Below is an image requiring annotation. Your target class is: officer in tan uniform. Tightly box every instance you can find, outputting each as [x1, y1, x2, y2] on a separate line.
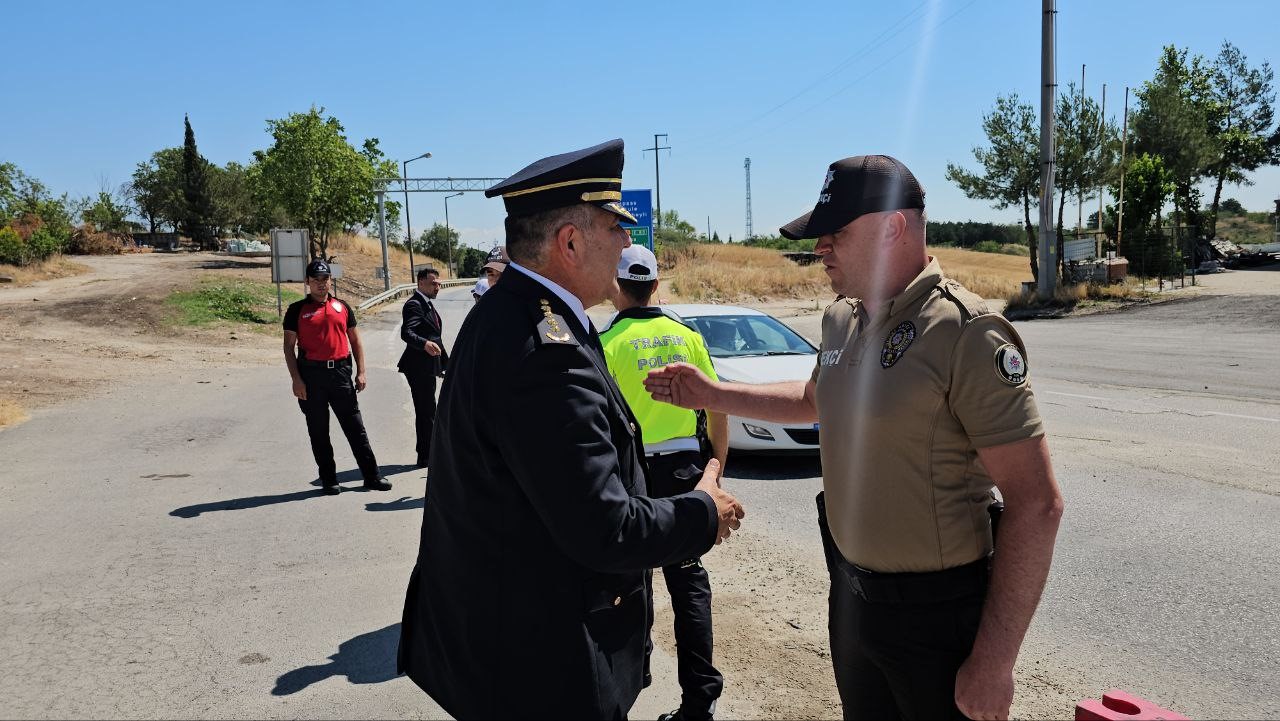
[645, 155, 1064, 721]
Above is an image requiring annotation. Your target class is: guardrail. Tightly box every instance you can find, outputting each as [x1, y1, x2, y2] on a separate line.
[356, 278, 477, 311]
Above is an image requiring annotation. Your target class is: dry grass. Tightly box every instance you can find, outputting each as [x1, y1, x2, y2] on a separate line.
[1003, 276, 1148, 313]
[658, 244, 830, 302]
[931, 246, 1033, 300]
[654, 243, 1034, 303]
[0, 398, 29, 430]
[0, 257, 91, 286]
[323, 233, 450, 302]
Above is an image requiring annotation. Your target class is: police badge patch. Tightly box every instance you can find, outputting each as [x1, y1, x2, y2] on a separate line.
[994, 343, 1028, 385]
[880, 321, 916, 368]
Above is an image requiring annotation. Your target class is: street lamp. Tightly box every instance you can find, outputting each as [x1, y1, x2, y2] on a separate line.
[403, 152, 432, 279]
[444, 192, 463, 277]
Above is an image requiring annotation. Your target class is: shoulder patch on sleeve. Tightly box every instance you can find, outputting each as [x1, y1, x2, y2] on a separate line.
[535, 298, 578, 347]
[994, 343, 1028, 385]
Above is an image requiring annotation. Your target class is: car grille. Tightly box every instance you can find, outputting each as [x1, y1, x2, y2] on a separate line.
[784, 428, 820, 445]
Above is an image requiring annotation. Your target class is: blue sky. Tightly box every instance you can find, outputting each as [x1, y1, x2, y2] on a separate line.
[3, 0, 1277, 250]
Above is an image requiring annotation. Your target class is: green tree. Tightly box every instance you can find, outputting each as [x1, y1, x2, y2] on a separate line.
[207, 161, 259, 237]
[416, 223, 459, 265]
[181, 115, 216, 249]
[457, 246, 488, 278]
[655, 209, 699, 247]
[1204, 41, 1280, 237]
[128, 148, 185, 234]
[248, 107, 386, 260]
[356, 138, 401, 240]
[1054, 82, 1117, 273]
[1115, 153, 1174, 275]
[0, 163, 75, 238]
[945, 93, 1041, 280]
[1132, 46, 1216, 241]
[83, 190, 133, 233]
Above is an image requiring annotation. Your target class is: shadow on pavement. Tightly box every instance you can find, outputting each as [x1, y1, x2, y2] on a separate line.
[725, 453, 822, 481]
[272, 623, 401, 696]
[170, 465, 419, 518]
[366, 496, 424, 512]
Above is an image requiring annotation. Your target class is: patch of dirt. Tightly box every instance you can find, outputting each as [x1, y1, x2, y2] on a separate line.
[651, 532, 840, 720]
[0, 253, 286, 429]
[652, 527, 1089, 720]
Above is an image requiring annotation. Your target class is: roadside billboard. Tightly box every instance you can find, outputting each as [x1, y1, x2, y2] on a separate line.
[621, 189, 654, 251]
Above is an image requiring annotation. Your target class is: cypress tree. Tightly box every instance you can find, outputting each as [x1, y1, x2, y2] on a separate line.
[181, 114, 215, 249]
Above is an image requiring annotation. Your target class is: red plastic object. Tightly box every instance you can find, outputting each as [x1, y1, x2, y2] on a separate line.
[1075, 689, 1190, 720]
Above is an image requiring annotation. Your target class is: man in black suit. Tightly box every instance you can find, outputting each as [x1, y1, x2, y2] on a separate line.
[397, 267, 447, 469]
[397, 139, 746, 720]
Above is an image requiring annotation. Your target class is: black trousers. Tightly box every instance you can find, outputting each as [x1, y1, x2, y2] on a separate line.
[816, 492, 986, 721]
[648, 450, 722, 717]
[297, 362, 379, 484]
[404, 370, 437, 465]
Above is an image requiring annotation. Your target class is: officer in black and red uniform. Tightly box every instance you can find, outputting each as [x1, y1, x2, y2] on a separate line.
[283, 259, 392, 495]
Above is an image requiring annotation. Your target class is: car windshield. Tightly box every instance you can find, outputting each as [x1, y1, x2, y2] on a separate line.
[682, 314, 816, 358]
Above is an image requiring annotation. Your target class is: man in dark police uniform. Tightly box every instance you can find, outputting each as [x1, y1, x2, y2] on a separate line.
[397, 139, 746, 720]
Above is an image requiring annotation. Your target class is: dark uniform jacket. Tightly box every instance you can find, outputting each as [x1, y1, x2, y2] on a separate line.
[398, 267, 718, 720]
[397, 291, 448, 378]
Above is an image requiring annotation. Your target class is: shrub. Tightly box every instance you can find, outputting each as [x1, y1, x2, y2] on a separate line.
[999, 243, 1029, 256]
[0, 226, 26, 265]
[26, 227, 66, 262]
[972, 240, 1001, 254]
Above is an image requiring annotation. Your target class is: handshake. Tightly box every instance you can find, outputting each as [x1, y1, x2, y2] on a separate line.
[692, 458, 745, 545]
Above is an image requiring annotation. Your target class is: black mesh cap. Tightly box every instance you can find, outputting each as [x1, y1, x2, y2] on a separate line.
[779, 155, 925, 240]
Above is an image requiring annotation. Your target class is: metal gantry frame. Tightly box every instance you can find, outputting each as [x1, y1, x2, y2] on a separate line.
[370, 177, 505, 290]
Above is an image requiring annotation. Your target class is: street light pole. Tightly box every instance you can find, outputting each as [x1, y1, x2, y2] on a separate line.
[444, 192, 463, 277]
[403, 152, 431, 279]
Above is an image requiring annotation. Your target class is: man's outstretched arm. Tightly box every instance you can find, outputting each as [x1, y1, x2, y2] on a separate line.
[645, 362, 818, 424]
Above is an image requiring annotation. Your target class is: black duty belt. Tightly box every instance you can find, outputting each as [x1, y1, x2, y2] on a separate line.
[298, 356, 351, 369]
[838, 556, 989, 604]
[816, 490, 989, 604]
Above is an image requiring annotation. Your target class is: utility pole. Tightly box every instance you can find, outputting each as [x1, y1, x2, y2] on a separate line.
[643, 134, 670, 228]
[1097, 83, 1106, 258]
[707, 215, 711, 243]
[1117, 86, 1129, 257]
[744, 158, 754, 241]
[1037, 0, 1058, 300]
[1078, 64, 1085, 241]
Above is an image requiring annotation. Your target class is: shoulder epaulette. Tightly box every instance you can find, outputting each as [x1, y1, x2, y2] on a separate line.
[535, 298, 578, 347]
[936, 280, 990, 324]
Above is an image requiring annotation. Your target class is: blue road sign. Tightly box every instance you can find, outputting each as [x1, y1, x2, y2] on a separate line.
[621, 189, 654, 250]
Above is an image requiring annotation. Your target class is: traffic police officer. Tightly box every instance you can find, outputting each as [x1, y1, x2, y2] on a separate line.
[600, 244, 728, 721]
[645, 155, 1065, 720]
[397, 139, 746, 720]
[282, 259, 392, 494]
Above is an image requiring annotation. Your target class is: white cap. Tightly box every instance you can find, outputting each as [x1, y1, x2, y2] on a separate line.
[617, 245, 658, 281]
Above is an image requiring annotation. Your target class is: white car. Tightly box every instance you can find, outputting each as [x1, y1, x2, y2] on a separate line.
[662, 304, 820, 453]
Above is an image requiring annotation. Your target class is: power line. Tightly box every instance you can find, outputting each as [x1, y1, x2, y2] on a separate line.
[685, 1, 932, 148]
[723, 0, 980, 150]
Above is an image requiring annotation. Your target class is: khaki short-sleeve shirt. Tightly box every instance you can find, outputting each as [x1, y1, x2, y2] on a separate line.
[812, 258, 1044, 573]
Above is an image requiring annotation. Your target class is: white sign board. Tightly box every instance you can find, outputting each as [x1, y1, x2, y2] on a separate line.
[270, 229, 310, 283]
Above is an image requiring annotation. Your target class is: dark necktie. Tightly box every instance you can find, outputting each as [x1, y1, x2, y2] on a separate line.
[587, 324, 604, 356]
[427, 301, 440, 328]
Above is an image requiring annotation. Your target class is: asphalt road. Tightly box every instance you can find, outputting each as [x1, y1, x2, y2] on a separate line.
[2, 278, 1278, 719]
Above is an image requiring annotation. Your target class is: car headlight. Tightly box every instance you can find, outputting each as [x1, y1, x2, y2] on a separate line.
[742, 423, 775, 440]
